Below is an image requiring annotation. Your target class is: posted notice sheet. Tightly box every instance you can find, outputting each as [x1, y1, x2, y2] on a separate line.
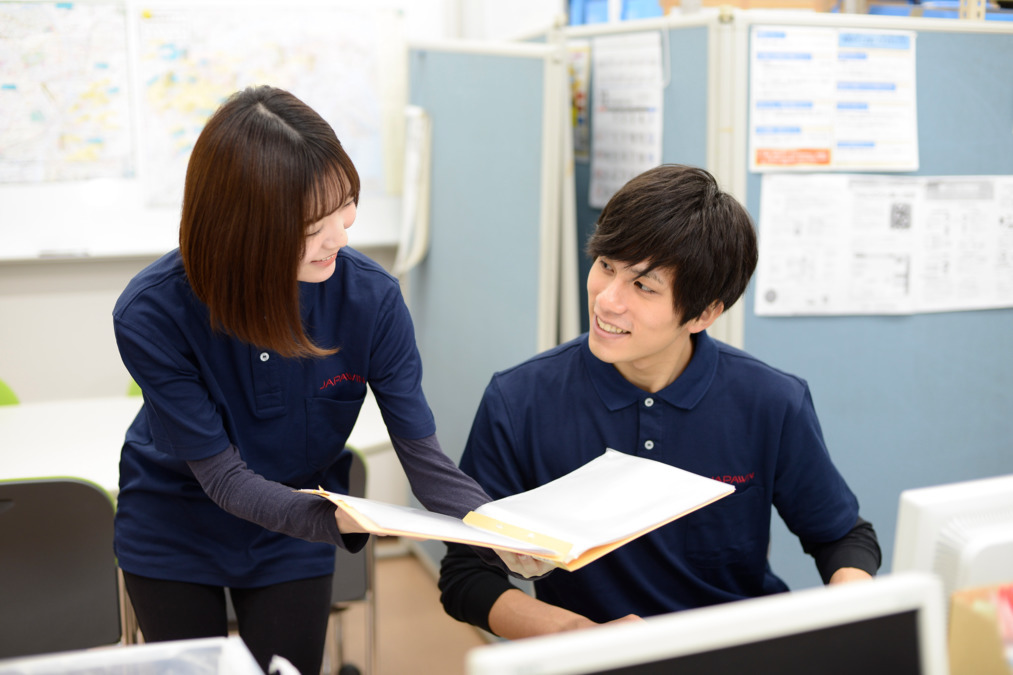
[589, 31, 664, 208]
[755, 173, 1013, 316]
[749, 25, 918, 172]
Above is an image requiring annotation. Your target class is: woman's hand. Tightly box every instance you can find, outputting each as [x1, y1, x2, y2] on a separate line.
[334, 506, 369, 535]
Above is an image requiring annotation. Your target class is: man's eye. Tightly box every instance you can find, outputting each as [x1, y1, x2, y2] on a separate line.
[635, 281, 654, 294]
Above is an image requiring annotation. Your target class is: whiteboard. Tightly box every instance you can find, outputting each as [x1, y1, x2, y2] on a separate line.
[0, 0, 405, 261]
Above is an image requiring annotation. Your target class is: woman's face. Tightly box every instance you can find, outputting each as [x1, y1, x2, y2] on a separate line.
[298, 197, 356, 283]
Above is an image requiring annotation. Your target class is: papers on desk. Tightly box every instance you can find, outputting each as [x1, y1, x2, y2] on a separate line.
[305, 448, 734, 571]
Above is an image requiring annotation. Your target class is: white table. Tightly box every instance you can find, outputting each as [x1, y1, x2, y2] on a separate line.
[0, 392, 398, 498]
[0, 396, 142, 491]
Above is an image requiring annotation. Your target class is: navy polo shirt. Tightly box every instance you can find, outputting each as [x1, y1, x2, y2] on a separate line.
[460, 332, 859, 622]
[112, 248, 434, 587]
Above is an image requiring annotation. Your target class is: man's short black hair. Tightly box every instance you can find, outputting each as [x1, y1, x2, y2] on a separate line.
[586, 164, 758, 324]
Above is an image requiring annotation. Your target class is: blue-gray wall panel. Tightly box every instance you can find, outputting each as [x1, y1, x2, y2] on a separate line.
[408, 48, 548, 565]
[744, 28, 1013, 590]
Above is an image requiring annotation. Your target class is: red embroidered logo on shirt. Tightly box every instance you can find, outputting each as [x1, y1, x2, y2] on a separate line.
[320, 373, 365, 390]
[712, 472, 755, 485]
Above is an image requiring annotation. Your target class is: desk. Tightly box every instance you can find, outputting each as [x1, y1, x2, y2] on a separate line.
[0, 396, 141, 491]
[0, 391, 402, 501]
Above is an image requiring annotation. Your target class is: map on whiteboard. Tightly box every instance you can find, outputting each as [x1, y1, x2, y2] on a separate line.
[0, 2, 133, 183]
[135, 3, 386, 208]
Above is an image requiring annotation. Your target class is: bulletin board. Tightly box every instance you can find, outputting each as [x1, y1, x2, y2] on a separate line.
[562, 11, 1013, 591]
[736, 12, 1013, 588]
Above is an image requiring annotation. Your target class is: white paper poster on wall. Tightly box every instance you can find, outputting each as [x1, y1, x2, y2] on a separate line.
[749, 25, 918, 173]
[135, 3, 388, 208]
[588, 31, 663, 208]
[755, 173, 1013, 316]
[0, 2, 133, 183]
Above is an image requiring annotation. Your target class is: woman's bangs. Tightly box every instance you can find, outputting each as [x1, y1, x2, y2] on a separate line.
[304, 169, 350, 226]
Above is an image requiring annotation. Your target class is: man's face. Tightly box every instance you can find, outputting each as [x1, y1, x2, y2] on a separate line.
[587, 256, 706, 390]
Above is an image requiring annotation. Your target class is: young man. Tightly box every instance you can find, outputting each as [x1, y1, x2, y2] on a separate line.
[438, 164, 881, 639]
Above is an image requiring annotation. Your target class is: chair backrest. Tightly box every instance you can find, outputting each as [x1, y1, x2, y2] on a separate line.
[0, 378, 19, 406]
[332, 448, 371, 603]
[0, 478, 121, 658]
[126, 379, 142, 397]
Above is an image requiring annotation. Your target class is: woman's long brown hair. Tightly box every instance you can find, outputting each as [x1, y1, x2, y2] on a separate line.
[180, 86, 360, 358]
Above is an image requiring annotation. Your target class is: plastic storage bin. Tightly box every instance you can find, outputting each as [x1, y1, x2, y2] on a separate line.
[0, 637, 264, 675]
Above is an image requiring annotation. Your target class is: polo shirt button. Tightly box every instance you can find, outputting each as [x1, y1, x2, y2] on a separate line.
[260, 352, 270, 362]
[644, 440, 655, 450]
[644, 397, 654, 407]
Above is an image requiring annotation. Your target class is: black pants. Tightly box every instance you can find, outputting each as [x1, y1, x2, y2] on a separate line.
[122, 571, 333, 675]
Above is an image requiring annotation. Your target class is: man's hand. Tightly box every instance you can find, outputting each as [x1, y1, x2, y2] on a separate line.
[601, 614, 645, 628]
[488, 588, 644, 640]
[495, 550, 557, 578]
[828, 566, 873, 585]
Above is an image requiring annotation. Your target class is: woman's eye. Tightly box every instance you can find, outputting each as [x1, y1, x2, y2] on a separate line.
[635, 281, 654, 294]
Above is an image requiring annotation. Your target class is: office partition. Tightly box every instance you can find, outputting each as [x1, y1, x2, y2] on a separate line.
[734, 12, 1013, 588]
[564, 11, 1013, 590]
[406, 39, 568, 568]
[566, 15, 717, 334]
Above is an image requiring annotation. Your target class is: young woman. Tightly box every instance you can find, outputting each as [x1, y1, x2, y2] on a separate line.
[113, 85, 541, 673]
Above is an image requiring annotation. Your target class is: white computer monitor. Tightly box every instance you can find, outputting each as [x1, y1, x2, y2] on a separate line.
[466, 572, 948, 675]
[892, 472, 1013, 601]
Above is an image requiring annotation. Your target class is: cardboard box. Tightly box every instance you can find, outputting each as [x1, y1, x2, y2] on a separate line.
[949, 583, 1013, 675]
[660, 0, 836, 11]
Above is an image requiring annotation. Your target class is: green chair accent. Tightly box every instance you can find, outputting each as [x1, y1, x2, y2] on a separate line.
[0, 379, 19, 406]
[127, 379, 142, 397]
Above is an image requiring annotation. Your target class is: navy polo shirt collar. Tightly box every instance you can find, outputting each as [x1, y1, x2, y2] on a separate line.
[581, 331, 718, 411]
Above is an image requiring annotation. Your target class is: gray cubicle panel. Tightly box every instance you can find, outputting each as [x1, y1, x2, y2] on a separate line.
[570, 17, 713, 332]
[406, 41, 564, 566]
[740, 16, 1013, 589]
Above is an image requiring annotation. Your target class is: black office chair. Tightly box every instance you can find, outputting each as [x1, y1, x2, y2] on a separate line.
[0, 478, 121, 659]
[323, 448, 376, 675]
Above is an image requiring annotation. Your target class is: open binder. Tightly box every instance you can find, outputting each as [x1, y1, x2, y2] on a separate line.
[305, 448, 735, 572]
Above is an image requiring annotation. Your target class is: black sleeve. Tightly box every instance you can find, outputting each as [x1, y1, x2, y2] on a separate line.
[188, 444, 368, 552]
[801, 516, 882, 584]
[439, 542, 516, 633]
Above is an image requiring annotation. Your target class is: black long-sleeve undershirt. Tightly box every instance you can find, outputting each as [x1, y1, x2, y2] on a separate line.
[187, 432, 494, 552]
[439, 517, 882, 635]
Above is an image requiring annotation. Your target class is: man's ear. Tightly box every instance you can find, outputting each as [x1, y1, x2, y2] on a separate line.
[688, 300, 725, 334]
